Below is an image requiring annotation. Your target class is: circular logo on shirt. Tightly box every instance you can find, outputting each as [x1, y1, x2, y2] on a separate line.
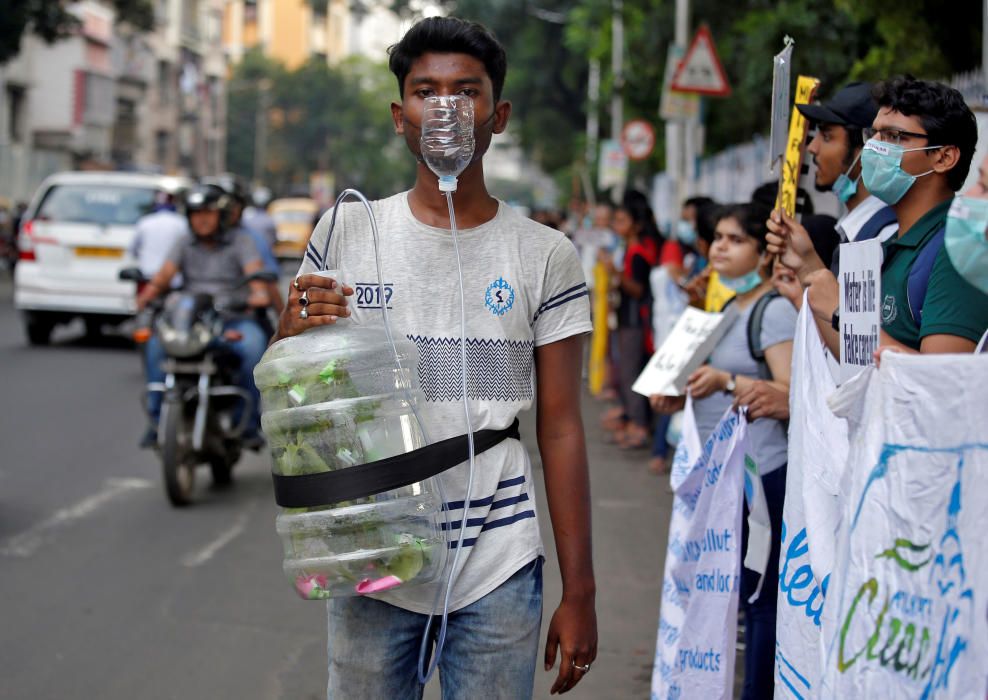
[882, 294, 898, 324]
[485, 277, 515, 316]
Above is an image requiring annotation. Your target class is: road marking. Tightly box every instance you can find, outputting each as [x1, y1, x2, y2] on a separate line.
[1, 477, 153, 557]
[182, 513, 249, 567]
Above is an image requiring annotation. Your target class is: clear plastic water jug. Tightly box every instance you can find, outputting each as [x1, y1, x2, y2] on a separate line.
[254, 320, 447, 600]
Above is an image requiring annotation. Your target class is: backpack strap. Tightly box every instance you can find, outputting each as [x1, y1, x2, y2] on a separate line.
[747, 290, 780, 379]
[906, 225, 946, 326]
[271, 418, 520, 509]
[855, 205, 898, 242]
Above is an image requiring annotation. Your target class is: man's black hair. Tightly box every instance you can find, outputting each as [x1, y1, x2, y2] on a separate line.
[873, 76, 978, 192]
[388, 17, 508, 102]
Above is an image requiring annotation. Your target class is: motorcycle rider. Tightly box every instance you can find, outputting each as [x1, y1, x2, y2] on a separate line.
[136, 184, 270, 450]
[203, 175, 284, 334]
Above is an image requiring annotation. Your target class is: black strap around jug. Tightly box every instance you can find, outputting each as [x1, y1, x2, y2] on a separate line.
[272, 418, 521, 509]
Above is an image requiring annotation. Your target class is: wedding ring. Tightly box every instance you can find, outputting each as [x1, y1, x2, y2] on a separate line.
[573, 663, 590, 673]
[299, 307, 308, 320]
[293, 277, 301, 290]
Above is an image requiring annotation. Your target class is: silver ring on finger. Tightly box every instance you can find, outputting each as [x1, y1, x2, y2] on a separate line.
[293, 277, 301, 290]
[573, 663, 590, 673]
[299, 307, 308, 320]
[299, 289, 309, 307]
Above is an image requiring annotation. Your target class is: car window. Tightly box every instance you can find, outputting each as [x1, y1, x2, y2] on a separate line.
[36, 184, 157, 226]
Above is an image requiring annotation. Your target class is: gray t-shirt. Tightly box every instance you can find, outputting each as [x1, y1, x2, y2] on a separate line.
[299, 191, 592, 613]
[692, 294, 797, 475]
[166, 230, 261, 307]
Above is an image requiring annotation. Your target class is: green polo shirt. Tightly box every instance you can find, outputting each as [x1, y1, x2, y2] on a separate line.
[881, 198, 988, 349]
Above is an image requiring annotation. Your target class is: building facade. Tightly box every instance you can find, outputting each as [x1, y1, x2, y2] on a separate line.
[0, 0, 227, 204]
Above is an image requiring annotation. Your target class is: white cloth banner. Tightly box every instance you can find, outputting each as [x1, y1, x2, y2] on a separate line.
[820, 352, 988, 699]
[652, 401, 747, 700]
[775, 296, 849, 699]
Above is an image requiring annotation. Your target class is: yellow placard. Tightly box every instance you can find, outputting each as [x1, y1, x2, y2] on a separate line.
[705, 270, 734, 312]
[775, 75, 820, 216]
[588, 261, 610, 395]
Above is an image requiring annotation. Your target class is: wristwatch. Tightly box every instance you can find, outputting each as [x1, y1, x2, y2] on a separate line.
[724, 374, 737, 394]
[831, 307, 841, 332]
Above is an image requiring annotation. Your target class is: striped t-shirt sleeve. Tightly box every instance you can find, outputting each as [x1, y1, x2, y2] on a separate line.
[532, 237, 593, 346]
[297, 207, 335, 275]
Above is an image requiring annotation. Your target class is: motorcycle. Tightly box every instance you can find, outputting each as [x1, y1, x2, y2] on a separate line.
[120, 267, 276, 506]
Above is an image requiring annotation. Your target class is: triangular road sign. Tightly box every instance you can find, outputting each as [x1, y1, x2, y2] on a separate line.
[670, 24, 731, 97]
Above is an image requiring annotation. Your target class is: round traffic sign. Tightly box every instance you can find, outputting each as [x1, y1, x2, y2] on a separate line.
[621, 119, 656, 160]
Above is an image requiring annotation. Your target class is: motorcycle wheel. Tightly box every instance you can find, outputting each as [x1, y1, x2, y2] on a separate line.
[161, 398, 196, 507]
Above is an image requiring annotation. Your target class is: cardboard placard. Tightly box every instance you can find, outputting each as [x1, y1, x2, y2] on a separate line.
[633, 305, 739, 397]
[838, 238, 882, 384]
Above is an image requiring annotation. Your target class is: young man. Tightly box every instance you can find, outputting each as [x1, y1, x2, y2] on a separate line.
[276, 17, 597, 698]
[799, 82, 899, 252]
[767, 76, 988, 355]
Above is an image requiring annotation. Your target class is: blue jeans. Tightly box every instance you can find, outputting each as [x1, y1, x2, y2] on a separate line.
[145, 317, 268, 433]
[326, 557, 543, 700]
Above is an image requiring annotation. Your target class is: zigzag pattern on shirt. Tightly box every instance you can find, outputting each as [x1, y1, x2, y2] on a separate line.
[407, 335, 535, 402]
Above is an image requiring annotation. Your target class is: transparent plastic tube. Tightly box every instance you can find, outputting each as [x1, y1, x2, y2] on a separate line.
[416, 188, 475, 685]
[317, 190, 430, 443]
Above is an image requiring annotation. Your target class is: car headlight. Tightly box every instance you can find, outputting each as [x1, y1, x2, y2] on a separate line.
[159, 322, 211, 358]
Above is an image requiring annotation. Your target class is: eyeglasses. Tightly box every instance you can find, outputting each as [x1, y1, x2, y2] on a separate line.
[863, 127, 930, 145]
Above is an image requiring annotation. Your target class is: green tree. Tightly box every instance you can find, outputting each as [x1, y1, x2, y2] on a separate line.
[225, 51, 415, 199]
[0, 0, 154, 64]
[443, 0, 983, 203]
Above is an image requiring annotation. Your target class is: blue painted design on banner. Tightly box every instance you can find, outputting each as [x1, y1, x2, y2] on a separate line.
[779, 520, 828, 627]
[836, 444, 988, 696]
[776, 643, 810, 699]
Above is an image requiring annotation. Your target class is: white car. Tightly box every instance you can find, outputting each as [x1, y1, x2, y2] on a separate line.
[14, 171, 191, 344]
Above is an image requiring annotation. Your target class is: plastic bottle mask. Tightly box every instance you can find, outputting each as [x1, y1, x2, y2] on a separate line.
[832, 151, 862, 204]
[945, 195, 988, 295]
[860, 139, 941, 205]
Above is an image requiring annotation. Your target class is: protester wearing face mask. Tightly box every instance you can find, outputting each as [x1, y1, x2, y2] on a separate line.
[651, 203, 796, 699]
[801, 83, 900, 254]
[768, 76, 988, 356]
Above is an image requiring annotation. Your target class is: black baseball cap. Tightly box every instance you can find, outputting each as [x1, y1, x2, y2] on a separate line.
[796, 81, 877, 130]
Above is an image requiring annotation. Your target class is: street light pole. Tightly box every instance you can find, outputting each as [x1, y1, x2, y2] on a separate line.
[666, 0, 691, 213]
[587, 56, 600, 172]
[610, 0, 624, 201]
[253, 78, 271, 185]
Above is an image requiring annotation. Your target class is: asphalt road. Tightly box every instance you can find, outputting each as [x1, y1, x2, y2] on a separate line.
[0, 274, 670, 700]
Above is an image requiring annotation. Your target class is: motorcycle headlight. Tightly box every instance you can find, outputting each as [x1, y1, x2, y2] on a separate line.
[159, 321, 211, 358]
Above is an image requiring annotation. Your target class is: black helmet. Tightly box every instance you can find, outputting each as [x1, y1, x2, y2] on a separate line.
[185, 184, 227, 212]
[184, 184, 230, 233]
[201, 173, 248, 205]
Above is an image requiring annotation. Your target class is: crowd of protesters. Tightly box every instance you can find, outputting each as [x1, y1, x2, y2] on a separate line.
[559, 75, 988, 698]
